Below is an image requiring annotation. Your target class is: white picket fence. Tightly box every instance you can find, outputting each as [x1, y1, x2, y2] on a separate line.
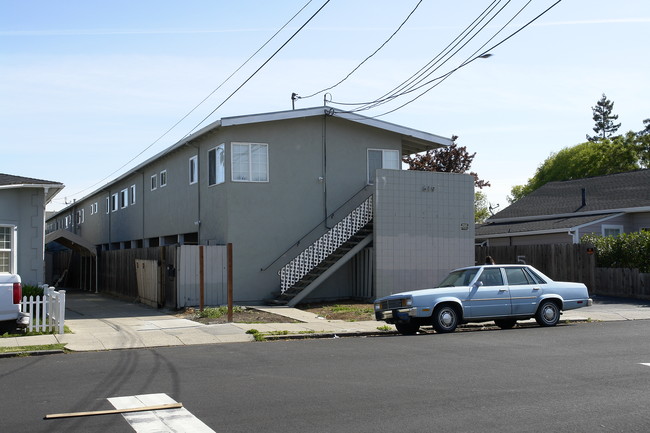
[20, 286, 66, 334]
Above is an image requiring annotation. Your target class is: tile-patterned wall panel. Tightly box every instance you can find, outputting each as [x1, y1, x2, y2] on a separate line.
[374, 170, 474, 298]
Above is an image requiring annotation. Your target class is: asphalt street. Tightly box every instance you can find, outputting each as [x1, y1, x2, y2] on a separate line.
[2, 319, 650, 433]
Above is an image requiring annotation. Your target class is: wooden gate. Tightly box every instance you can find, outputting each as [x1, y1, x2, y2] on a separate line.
[177, 245, 228, 308]
[135, 259, 160, 308]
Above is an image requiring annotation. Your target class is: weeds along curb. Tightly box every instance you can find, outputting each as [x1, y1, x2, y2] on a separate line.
[0, 349, 65, 358]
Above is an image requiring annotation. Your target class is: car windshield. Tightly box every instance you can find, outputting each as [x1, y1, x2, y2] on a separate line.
[438, 269, 479, 287]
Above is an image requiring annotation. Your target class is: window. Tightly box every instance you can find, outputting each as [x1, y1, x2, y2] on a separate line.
[505, 267, 533, 285]
[120, 189, 128, 208]
[0, 226, 14, 273]
[76, 209, 85, 225]
[232, 142, 268, 182]
[106, 197, 110, 214]
[111, 193, 119, 212]
[90, 202, 98, 215]
[602, 224, 623, 237]
[367, 149, 399, 184]
[189, 156, 198, 185]
[160, 170, 167, 187]
[478, 268, 504, 286]
[151, 174, 157, 191]
[130, 185, 136, 205]
[64, 215, 72, 228]
[208, 144, 226, 186]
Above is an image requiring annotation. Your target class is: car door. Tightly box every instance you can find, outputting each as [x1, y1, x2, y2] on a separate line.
[505, 267, 542, 315]
[466, 267, 511, 318]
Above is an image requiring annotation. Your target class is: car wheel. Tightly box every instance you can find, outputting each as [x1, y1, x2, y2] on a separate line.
[494, 319, 517, 329]
[432, 304, 458, 333]
[395, 322, 420, 335]
[535, 300, 560, 327]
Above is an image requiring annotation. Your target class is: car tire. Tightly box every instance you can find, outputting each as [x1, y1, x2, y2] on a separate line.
[431, 304, 459, 333]
[535, 300, 560, 327]
[395, 322, 420, 335]
[494, 319, 517, 329]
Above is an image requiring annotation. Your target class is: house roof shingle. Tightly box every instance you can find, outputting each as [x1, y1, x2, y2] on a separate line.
[491, 170, 650, 221]
[0, 173, 63, 187]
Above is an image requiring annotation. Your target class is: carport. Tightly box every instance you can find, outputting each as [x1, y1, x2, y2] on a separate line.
[45, 229, 98, 293]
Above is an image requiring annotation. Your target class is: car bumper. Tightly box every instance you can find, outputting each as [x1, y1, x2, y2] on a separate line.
[375, 307, 418, 321]
[587, 298, 593, 307]
[16, 312, 30, 328]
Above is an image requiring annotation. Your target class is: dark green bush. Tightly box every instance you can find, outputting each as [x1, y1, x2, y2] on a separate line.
[582, 231, 650, 272]
[21, 285, 44, 298]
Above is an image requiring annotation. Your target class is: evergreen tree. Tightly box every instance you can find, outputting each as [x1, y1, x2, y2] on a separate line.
[587, 93, 621, 142]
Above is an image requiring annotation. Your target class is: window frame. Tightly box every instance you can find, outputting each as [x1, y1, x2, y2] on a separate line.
[189, 155, 198, 185]
[208, 144, 226, 186]
[231, 142, 269, 183]
[130, 185, 136, 205]
[602, 224, 624, 237]
[160, 170, 167, 188]
[151, 174, 157, 191]
[120, 188, 129, 209]
[0, 225, 16, 274]
[367, 148, 400, 184]
[111, 193, 119, 212]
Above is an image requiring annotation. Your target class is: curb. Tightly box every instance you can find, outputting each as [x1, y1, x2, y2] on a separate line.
[0, 349, 65, 359]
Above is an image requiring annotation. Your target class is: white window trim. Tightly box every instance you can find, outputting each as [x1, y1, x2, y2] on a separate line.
[111, 193, 119, 212]
[151, 174, 157, 191]
[231, 142, 269, 183]
[120, 188, 129, 209]
[189, 155, 198, 185]
[76, 209, 85, 225]
[106, 197, 110, 214]
[208, 144, 226, 186]
[602, 224, 624, 237]
[0, 225, 17, 274]
[367, 148, 400, 184]
[130, 185, 136, 205]
[160, 170, 167, 187]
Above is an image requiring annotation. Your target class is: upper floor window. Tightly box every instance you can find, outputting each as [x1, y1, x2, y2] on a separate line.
[208, 144, 225, 186]
[106, 197, 110, 214]
[160, 170, 167, 187]
[367, 149, 399, 184]
[151, 174, 157, 191]
[111, 193, 119, 212]
[189, 156, 198, 185]
[130, 185, 136, 205]
[76, 209, 85, 225]
[0, 226, 14, 273]
[120, 188, 129, 209]
[232, 142, 268, 182]
[90, 202, 98, 215]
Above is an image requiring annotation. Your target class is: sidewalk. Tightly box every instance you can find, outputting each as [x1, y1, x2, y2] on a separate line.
[1, 293, 649, 354]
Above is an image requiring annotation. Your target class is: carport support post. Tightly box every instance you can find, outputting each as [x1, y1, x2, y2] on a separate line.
[227, 243, 233, 322]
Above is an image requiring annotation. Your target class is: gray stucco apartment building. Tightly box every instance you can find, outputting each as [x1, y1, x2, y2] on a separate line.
[47, 107, 474, 305]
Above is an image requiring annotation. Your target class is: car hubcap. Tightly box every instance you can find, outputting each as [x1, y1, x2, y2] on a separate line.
[543, 305, 556, 322]
[440, 309, 454, 328]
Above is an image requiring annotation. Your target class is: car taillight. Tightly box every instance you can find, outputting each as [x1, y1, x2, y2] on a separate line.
[13, 283, 22, 304]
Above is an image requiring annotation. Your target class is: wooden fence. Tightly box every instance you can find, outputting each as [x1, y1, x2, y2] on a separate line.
[476, 244, 650, 300]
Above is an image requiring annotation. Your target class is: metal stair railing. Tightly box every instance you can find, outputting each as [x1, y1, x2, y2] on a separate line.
[279, 195, 373, 294]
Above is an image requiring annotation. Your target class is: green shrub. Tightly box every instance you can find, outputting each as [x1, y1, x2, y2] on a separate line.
[21, 285, 44, 298]
[582, 231, 650, 272]
[197, 306, 245, 319]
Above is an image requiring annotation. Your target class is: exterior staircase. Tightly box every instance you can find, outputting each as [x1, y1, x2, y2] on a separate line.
[268, 196, 373, 307]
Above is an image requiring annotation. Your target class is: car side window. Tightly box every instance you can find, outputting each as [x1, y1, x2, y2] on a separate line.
[505, 268, 531, 285]
[524, 268, 547, 284]
[479, 268, 504, 286]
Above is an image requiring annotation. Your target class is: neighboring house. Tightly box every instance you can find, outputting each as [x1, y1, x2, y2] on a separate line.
[46, 107, 475, 304]
[476, 170, 650, 246]
[0, 174, 64, 285]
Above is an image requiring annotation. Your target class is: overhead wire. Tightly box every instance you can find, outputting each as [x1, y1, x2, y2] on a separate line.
[63, 0, 321, 201]
[298, 0, 424, 100]
[369, 0, 561, 117]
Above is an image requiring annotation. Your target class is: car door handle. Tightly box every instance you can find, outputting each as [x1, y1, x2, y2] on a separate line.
[533, 287, 540, 291]
[499, 288, 508, 292]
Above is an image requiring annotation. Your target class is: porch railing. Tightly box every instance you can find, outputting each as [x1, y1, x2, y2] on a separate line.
[279, 195, 373, 293]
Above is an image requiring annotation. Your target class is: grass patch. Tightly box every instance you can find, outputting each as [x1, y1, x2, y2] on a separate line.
[246, 329, 265, 341]
[197, 306, 245, 319]
[0, 343, 67, 355]
[377, 325, 392, 332]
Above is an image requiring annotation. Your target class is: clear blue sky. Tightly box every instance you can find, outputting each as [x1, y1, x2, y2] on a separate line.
[2, 0, 649, 212]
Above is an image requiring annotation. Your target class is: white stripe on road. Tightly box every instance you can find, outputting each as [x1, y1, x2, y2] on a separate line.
[108, 393, 215, 433]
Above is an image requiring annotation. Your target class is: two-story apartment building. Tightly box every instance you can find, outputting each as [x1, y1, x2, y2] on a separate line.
[47, 107, 475, 305]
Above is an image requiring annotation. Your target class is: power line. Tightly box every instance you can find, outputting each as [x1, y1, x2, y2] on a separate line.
[297, 0, 424, 100]
[64, 0, 319, 200]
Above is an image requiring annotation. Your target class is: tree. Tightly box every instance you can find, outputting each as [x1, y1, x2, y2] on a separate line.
[586, 93, 621, 142]
[474, 191, 490, 224]
[402, 136, 490, 189]
[509, 134, 642, 202]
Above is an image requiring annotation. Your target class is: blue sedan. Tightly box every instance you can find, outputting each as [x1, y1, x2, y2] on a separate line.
[374, 265, 592, 335]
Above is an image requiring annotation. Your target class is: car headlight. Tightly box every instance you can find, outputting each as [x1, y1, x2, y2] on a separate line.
[374, 302, 381, 311]
[403, 297, 413, 307]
